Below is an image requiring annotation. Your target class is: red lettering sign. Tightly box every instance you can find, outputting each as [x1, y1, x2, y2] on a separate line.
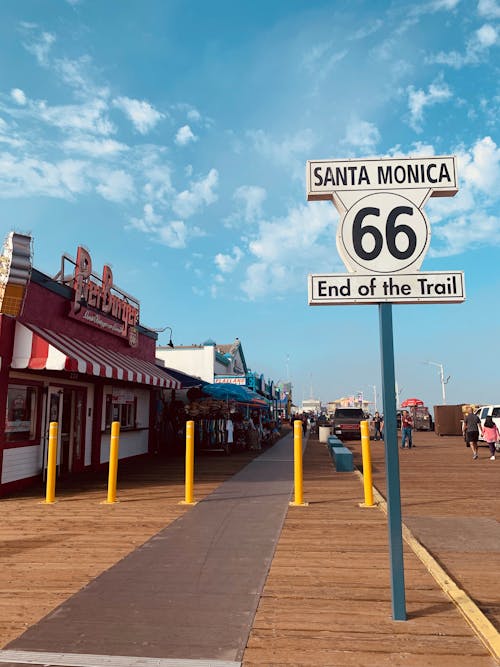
[71, 246, 140, 345]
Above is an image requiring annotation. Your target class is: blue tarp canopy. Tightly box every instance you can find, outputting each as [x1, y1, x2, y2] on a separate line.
[201, 383, 268, 407]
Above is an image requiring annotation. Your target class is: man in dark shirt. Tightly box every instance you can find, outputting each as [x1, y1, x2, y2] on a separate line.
[463, 410, 483, 460]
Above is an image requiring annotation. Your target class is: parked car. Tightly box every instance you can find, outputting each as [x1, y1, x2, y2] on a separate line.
[331, 407, 366, 440]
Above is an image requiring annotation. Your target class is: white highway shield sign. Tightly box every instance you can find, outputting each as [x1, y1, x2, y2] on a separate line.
[337, 192, 430, 274]
[309, 271, 465, 305]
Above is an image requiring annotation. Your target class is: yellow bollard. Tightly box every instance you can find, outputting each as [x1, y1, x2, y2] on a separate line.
[359, 420, 376, 508]
[44, 421, 58, 504]
[180, 420, 197, 505]
[290, 419, 308, 507]
[105, 421, 120, 504]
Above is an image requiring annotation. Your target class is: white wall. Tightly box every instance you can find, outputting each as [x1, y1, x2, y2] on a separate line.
[100, 385, 150, 463]
[1, 445, 40, 484]
[156, 346, 214, 382]
[100, 429, 149, 464]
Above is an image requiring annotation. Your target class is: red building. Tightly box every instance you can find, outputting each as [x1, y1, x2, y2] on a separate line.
[0, 235, 179, 496]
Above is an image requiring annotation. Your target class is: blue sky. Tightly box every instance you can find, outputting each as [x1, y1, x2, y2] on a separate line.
[0, 0, 499, 412]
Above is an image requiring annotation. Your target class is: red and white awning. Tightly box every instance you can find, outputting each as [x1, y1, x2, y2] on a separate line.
[12, 322, 180, 389]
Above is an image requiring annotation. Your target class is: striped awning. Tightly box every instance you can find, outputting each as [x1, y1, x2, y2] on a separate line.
[12, 322, 181, 389]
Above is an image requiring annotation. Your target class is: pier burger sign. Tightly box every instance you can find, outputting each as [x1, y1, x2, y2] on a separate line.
[306, 155, 465, 305]
[70, 246, 140, 346]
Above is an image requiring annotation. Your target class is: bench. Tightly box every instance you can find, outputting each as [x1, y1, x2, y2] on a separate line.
[326, 436, 354, 472]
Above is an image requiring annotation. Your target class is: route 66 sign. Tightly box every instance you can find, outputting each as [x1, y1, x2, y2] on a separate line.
[339, 191, 430, 274]
[306, 156, 458, 275]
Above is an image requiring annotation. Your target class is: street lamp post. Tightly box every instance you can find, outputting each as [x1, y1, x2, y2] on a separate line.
[426, 361, 450, 404]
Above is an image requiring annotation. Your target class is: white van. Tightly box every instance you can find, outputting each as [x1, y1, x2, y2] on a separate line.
[475, 405, 500, 442]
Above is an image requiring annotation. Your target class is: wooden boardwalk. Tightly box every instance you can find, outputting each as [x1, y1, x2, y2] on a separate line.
[0, 428, 498, 666]
[244, 432, 499, 666]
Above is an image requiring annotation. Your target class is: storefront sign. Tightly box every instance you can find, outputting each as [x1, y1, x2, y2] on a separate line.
[70, 246, 139, 346]
[111, 390, 135, 404]
[0, 232, 32, 317]
[214, 376, 246, 385]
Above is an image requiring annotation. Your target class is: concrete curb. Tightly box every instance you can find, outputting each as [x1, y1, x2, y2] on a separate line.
[354, 469, 500, 663]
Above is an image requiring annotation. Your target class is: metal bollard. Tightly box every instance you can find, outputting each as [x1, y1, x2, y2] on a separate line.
[44, 421, 58, 504]
[290, 419, 308, 507]
[359, 420, 376, 507]
[105, 421, 120, 504]
[180, 420, 196, 505]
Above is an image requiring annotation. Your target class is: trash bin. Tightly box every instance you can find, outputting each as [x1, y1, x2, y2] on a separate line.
[319, 425, 331, 443]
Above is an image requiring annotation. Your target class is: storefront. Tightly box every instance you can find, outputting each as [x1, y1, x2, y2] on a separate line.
[0, 235, 180, 496]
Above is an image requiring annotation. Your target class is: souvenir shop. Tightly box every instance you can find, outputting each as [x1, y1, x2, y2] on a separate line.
[182, 382, 278, 454]
[0, 234, 180, 496]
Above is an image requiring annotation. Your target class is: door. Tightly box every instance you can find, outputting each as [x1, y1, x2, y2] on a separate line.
[43, 386, 87, 477]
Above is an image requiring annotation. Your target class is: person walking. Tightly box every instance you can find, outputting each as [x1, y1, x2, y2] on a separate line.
[401, 409, 414, 448]
[462, 408, 483, 460]
[482, 415, 499, 461]
[373, 411, 382, 440]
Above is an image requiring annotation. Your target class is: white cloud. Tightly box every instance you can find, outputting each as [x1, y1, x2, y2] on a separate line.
[457, 135, 500, 193]
[0, 119, 25, 148]
[349, 20, 384, 41]
[128, 203, 204, 248]
[11, 89, 27, 105]
[302, 42, 347, 75]
[407, 80, 452, 131]
[342, 119, 381, 153]
[215, 246, 243, 273]
[35, 98, 115, 135]
[54, 56, 109, 100]
[429, 212, 500, 257]
[129, 204, 188, 248]
[248, 129, 315, 179]
[0, 152, 87, 199]
[426, 136, 500, 256]
[63, 137, 128, 157]
[175, 124, 197, 146]
[241, 202, 338, 300]
[95, 169, 135, 202]
[429, 0, 460, 8]
[57, 159, 89, 194]
[22, 29, 55, 66]
[427, 23, 499, 68]
[187, 109, 201, 122]
[172, 168, 219, 218]
[233, 185, 266, 223]
[113, 96, 164, 134]
[478, 0, 500, 18]
[157, 221, 188, 248]
[475, 23, 498, 48]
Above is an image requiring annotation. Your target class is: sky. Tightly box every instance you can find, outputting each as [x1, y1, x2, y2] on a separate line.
[0, 0, 499, 413]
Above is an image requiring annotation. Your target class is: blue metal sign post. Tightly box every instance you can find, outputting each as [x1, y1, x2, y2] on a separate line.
[379, 303, 406, 620]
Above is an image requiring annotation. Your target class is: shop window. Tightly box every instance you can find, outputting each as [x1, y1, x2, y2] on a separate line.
[105, 393, 137, 430]
[5, 385, 38, 442]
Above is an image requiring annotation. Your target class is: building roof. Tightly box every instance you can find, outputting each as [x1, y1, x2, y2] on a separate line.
[157, 366, 206, 388]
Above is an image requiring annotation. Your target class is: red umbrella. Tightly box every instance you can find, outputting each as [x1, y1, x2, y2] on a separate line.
[401, 398, 424, 407]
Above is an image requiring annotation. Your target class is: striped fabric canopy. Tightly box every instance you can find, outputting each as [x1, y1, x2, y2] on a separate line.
[11, 322, 180, 389]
